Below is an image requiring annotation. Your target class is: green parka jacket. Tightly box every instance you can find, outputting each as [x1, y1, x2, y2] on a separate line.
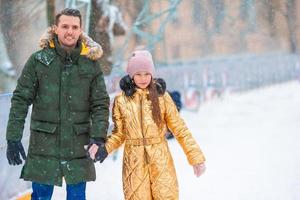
[6, 30, 109, 186]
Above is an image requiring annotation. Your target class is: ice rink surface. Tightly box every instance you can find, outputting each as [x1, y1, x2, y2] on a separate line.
[53, 81, 300, 200]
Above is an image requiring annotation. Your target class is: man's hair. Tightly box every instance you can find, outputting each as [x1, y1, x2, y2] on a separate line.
[55, 8, 82, 26]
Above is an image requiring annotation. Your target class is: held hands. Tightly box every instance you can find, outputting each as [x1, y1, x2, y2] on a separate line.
[6, 140, 27, 165]
[193, 162, 206, 177]
[94, 144, 108, 163]
[87, 143, 99, 160]
[86, 138, 108, 163]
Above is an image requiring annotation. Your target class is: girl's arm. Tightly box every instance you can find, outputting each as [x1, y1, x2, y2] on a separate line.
[164, 93, 206, 165]
[105, 95, 126, 154]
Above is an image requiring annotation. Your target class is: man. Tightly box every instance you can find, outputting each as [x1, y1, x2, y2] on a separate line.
[6, 8, 109, 199]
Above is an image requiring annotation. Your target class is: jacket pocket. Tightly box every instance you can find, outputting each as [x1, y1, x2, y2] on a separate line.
[29, 120, 58, 156]
[73, 123, 90, 157]
[31, 120, 57, 134]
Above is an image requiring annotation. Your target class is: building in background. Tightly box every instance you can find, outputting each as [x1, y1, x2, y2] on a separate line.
[113, 0, 300, 63]
[0, 0, 300, 91]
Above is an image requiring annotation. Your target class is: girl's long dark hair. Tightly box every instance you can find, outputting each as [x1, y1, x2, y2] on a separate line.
[148, 79, 163, 128]
[119, 75, 165, 128]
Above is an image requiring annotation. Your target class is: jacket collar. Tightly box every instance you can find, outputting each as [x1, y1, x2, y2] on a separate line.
[136, 88, 149, 94]
[134, 88, 149, 100]
[39, 26, 103, 61]
[53, 36, 81, 64]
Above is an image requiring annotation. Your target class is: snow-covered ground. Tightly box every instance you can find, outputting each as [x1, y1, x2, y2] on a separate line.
[53, 81, 300, 200]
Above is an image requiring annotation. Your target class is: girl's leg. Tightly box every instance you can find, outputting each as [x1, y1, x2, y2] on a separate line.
[149, 146, 179, 199]
[66, 182, 86, 200]
[31, 182, 54, 200]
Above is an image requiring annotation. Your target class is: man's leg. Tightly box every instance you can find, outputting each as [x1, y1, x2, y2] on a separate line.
[66, 182, 86, 200]
[31, 182, 54, 200]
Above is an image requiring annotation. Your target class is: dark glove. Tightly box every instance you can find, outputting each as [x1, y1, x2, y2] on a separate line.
[86, 138, 107, 163]
[95, 144, 108, 163]
[86, 138, 105, 151]
[6, 140, 27, 165]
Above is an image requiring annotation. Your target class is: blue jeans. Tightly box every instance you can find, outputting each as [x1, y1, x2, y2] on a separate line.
[31, 182, 86, 200]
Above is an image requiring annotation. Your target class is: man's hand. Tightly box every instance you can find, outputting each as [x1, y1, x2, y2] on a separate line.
[6, 140, 26, 165]
[95, 145, 108, 163]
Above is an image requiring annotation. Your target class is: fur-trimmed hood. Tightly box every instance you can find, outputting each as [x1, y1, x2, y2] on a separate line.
[39, 26, 103, 61]
[119, 75, 166, 97]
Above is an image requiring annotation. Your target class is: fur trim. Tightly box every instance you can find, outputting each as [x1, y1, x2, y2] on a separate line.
[39, 26, 55, 49]
[119, 75, 166, 97]
[39, 26, 103, 60]
[119, 75, 136, 96]
[80, 32, 103, 60]
[154, 78, 166, 95]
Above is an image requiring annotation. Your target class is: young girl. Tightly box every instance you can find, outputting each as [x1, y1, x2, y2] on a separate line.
[97, 50, 206, 199]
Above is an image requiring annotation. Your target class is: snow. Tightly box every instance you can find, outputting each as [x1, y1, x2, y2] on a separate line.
[52, 81, 300, 200]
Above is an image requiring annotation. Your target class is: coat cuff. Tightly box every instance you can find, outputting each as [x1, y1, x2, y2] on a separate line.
[188, 153, 206, 165]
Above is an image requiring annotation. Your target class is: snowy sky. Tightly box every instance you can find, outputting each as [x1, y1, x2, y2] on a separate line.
[50, 81, 300, 199]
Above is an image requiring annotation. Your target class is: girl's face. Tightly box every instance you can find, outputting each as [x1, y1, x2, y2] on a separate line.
[133, 71, 152, 89]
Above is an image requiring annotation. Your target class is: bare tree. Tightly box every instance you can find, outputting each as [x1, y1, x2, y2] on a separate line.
[47, 0, 55, 26]
[286, 0, 297, 53]
[262, 0, 298, 53]
[88, 0, 103, 40]
[88, 0, 126, 75]
[0, 0, 15, 77]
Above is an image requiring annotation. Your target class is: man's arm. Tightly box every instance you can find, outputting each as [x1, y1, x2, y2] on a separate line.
[6, 54, 38, 165]
[6, 54, 38, 141]
[89, 61, 110, 139]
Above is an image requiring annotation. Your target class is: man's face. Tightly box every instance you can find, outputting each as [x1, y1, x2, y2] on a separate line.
[54, 15, 82, 48]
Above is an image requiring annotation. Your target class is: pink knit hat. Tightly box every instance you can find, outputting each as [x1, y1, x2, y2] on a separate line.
[126, 50, 155, 78]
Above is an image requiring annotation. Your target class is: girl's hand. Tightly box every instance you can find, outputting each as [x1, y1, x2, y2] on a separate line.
[193, 163, 206, 177]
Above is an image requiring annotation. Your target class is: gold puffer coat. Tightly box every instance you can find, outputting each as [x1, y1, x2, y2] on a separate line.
[105, 89, 206, 200]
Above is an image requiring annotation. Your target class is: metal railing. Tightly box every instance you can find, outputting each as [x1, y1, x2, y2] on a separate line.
[157, 53, 299, 92]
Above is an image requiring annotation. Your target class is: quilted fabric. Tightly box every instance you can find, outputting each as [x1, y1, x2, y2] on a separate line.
[105, 89, 205, 200]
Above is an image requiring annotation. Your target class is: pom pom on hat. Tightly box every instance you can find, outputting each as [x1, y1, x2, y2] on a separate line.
[126, 50, 155, 78]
